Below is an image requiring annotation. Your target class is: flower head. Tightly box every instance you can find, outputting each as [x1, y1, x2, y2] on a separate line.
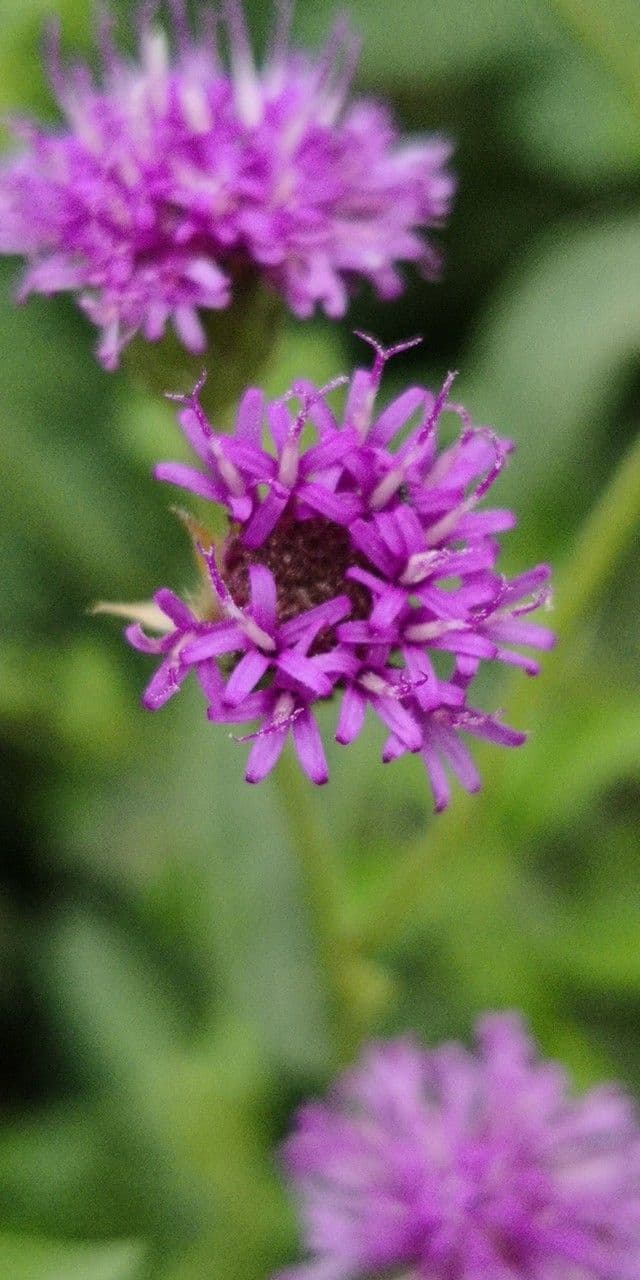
[0, 1, 454, 369]
[118, 337, 553, 809]
[279, 1014, 640, 1280]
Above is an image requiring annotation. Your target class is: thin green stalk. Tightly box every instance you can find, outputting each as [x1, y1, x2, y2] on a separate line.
[549, 427, 640, 636]
[274, 747, 363, 1063]
[359, 429, 640, 954]
[544, 0, 640, 122]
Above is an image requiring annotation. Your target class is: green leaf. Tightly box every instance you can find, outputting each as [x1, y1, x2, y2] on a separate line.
[0, 1235, 145, 1280]
[0, 638, 134, 761]
[295, 0, 557, 86]
[0, 278, 139, 593]
[459, 214, 640, 551]
[501, 659, 640, 830]
[511, 52, 640, 183]
[0, 0, 92, 121]
[45, 907, 186, 1096]
[0, 1102, 167, 1240]
[551, 892, 640, 994]
[44, 678, 333, 1076]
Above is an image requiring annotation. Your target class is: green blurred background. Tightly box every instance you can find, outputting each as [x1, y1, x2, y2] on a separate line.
[1, 0, 639, 1276]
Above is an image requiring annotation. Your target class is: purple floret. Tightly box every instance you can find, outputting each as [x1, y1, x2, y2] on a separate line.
[0, 1, 455, 368]
[122, 336, 554, 808]
[279, 1014, 640, 1280]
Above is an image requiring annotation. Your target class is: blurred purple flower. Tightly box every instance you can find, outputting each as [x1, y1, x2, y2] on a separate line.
[120, 336, 553, 807]
[0, 1, 454, 369]
[279, 1013, 640, 1280]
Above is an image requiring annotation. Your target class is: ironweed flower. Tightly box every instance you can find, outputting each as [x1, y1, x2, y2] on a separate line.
[118, 337, 554, 808]
[0, 1, 454, 369]
[279, 1013, 640, 1280]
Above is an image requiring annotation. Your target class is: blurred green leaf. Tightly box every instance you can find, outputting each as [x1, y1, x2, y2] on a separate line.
[0, 0, 92, 122]
[46, 907, 187, 1095]
[0, 638, 134, 760]
[550, 890, 640, 995]
[0, 281, 138, 594]
[41, 679, 333, 1076]
[461, 213, 640, 549]
[296, 0, 557, 85]
[511, 52, 640, 183]
[542, 0, 640, 122]
[500, 657, 639, 829]
[0, 1104, 164, 1240]
[0, 1235, 145, 1280]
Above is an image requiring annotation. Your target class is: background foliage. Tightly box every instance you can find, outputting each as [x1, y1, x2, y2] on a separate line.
[1, 0, 639, 1276]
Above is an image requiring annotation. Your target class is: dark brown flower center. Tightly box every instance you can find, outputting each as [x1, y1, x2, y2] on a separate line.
[224, 515, 370, 644]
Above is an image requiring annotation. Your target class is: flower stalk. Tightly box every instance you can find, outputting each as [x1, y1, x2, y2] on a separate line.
[125, 275, 285, 422]
[273, 749, 367, 1064]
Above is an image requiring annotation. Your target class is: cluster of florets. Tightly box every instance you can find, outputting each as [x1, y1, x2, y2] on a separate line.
[125, 336, 553, 809]
[279, 1013, 640, 1280]
[0, 0, 454, 369]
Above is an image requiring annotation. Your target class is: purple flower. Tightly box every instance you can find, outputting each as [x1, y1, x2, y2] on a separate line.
[0, 1, 454, 369]
[119, 336, 554, 808]
[279, 1014, 640, 1280]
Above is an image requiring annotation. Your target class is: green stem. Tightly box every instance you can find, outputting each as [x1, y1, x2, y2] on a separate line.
[124, 277, 285, 423]
[359, 429, 640, 954]
[274, 747, 363, 1063]
[550, 427, 640, 636]
[544, 0, 640, 122]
